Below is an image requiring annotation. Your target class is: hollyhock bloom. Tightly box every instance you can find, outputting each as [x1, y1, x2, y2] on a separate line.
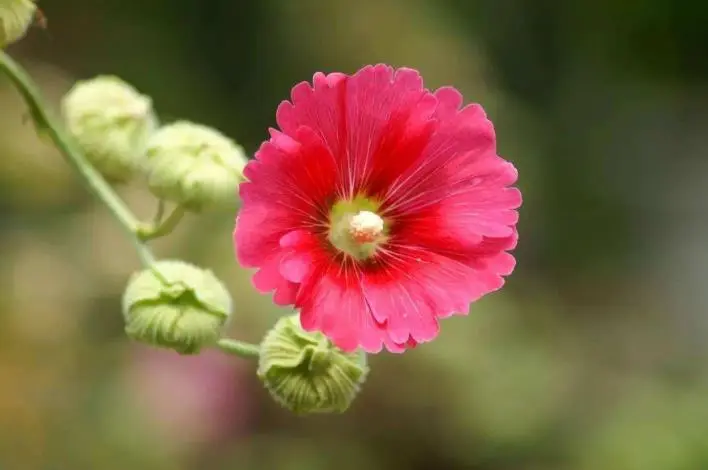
[235, 64, 521, 353]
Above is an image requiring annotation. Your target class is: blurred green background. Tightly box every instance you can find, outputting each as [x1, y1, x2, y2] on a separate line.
[1, 1, 708, 469]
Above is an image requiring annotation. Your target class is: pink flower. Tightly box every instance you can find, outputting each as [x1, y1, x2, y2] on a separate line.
[235, 64, 521, 354]
[125, 347, 251, 447]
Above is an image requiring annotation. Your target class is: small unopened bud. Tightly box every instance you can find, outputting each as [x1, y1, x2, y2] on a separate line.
[257, 314, 369, 414]
[122, 260, 232, 355]
[0, 0, 36, 48]
[61, 75, 157, 183]
[143, 121, 247, 211]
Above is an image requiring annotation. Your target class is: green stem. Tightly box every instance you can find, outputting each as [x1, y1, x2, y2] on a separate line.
[217, 338, 260, 359]
[0, 50, 157, 267]
[137, 205, 187, 241]
[153, 199, 166, 225]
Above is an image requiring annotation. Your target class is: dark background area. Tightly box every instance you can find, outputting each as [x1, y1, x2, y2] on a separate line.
[1, 1, 708, 469]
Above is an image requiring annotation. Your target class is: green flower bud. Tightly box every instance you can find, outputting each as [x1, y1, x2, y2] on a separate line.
[257, 314, 369, 414]
[0, 0, 36, 48]
[143, 121, 247, 211]
[122, 260, 232, 355]
[61, 75, 157, 183]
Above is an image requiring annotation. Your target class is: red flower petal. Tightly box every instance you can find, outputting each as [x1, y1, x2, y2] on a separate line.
[295, 252, 412, 354]
[235, 127, 337, 268]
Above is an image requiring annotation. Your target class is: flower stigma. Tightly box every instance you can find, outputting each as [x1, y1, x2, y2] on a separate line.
[348, 210, 384, 243]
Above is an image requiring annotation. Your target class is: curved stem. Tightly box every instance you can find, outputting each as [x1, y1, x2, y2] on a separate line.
[0, 51, 159, 267]
[217, 338, 260, 359]
[137, 205, 186, 241]
[0, 51, 258, 361]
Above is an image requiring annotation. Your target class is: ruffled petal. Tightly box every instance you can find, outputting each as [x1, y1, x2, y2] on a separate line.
[293, 245, 414, 353]
[276, 65, 439, 199]
[235, 126, 337, 268]
[296, 260, 387, 354]
[363, 244, 507, 344]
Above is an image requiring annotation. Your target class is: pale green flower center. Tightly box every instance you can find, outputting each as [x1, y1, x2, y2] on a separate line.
[328, 196, 387, 260]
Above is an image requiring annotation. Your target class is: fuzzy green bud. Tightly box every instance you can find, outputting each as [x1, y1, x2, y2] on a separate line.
[143, 121, 247, 211]
[0, 0, 36, 47]
[61, 75, 157, 183]
[257, 314, 369, 414]
[122, 260, 232, 355]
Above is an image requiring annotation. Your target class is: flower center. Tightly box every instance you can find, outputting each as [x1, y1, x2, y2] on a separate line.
[328, 197, 386, 260]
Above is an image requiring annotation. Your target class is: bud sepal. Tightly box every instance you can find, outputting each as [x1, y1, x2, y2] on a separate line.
[0, 0, 37, 48]
[122, 260, 232, 355]
[143, 121, 247, 211]
[61, 75, 157, 183]
[257, 314, 369, 414]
